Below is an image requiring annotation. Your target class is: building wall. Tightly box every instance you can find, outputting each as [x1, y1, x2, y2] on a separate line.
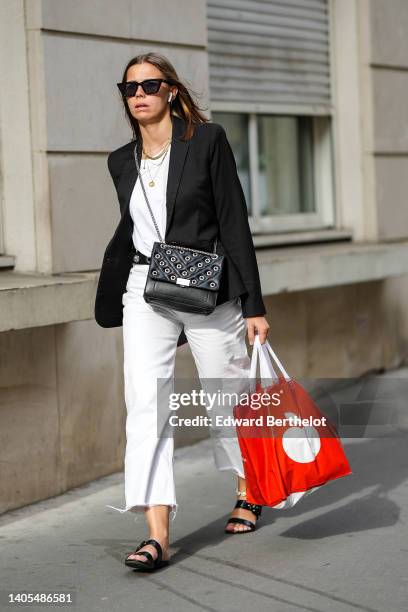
[2, 0, 209, 274]
[0, 0, 407, 514]
[369, 0, 408, 240]
[367, 0, 408, 368]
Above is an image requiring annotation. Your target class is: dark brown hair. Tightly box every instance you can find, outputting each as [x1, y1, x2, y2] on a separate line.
[118, 51, 209, 141]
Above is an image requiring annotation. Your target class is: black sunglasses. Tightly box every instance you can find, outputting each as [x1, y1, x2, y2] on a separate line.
[117, 78, 173, 98]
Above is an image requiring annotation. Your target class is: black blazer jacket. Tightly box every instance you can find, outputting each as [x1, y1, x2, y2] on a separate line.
[94, 114, 267, 347]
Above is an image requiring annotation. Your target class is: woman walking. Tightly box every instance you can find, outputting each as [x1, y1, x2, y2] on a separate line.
[95, 52, 269, 571]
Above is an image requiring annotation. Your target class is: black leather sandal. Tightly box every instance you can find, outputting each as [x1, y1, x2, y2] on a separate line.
[125, 538, 169, 571]
[224, 499, 263, 534]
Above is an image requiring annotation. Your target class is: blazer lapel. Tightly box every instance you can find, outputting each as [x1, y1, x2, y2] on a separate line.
[165, 114, 190, 237]
[119, 114, 190, 242]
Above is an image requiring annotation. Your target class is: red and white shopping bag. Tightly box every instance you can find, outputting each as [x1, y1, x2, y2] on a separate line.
[233, 335, 352, 509]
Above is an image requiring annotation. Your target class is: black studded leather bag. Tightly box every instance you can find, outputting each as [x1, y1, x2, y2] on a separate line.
[134, 144, 225, 315]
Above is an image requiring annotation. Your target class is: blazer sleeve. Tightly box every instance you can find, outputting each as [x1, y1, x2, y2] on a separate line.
[107, 149, 131, 218]
[209, 124, 267, 318]
[107, 152, 122, 199]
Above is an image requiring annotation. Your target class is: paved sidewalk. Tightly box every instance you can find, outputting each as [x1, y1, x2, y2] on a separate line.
[1, 377, 407, 611]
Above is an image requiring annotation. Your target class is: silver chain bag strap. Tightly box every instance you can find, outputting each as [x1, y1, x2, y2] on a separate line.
[133, 142, 225, 315]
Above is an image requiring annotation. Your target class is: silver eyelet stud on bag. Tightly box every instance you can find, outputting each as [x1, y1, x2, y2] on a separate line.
[205, 258, 210, 263]
[165, 267, 170, 273]
[206, 270, 212, 275]
[197, 262, 203, 267]
[159, 261, 165, 266]
[210, 282, 216, 287]
[185, 256, 191, 261]
[152, 270, 158, 275]
[213, 265, 219, 271]
[155, 253, 160, 259]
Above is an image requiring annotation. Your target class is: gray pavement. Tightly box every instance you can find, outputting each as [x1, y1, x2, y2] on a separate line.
[1, 378, 408, 612]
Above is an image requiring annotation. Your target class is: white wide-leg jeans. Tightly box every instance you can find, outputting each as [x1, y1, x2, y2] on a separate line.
[106, 262, 251, 522]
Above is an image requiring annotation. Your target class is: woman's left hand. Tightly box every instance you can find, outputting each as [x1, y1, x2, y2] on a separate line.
[245, 316, 270, 346]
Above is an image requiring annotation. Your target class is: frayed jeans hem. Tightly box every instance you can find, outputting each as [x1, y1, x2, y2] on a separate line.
[105, 503, 178, 522]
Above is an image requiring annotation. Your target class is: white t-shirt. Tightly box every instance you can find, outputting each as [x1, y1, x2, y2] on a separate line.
[129, 145, 171, 257]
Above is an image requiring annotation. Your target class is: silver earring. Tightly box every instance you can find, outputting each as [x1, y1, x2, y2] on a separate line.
[168, 94, 173, 103]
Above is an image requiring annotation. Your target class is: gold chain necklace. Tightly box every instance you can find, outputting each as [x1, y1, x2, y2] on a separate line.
[142, 136, 172, 160]
[142, 144, 171, 187]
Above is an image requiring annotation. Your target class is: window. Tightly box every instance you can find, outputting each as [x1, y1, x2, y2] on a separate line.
[212, 111, 334, 233]
[207, 0, 335, 235]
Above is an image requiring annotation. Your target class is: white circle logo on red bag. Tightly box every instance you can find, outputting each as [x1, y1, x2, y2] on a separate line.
[282, 412, 321, 463]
